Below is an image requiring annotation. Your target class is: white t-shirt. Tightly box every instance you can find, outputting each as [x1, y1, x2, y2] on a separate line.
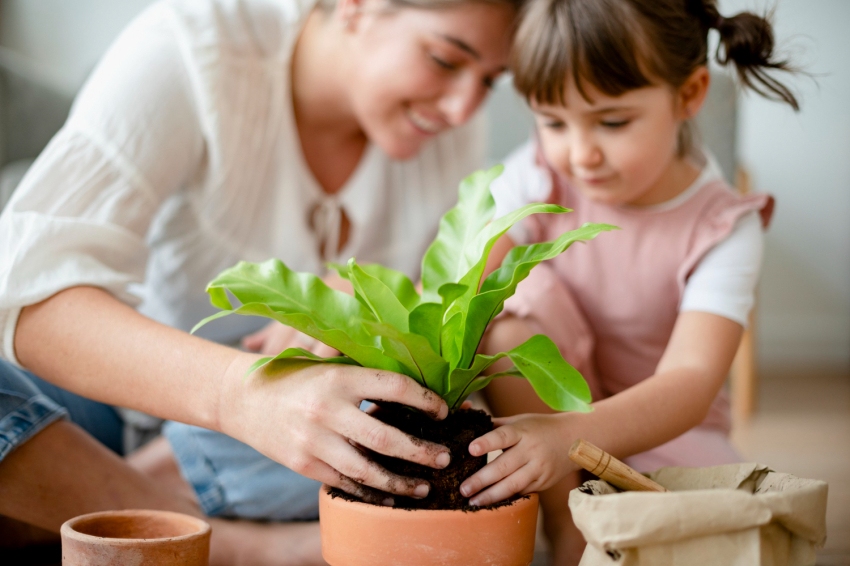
[0, 0, 485, 364]
[490, 141, 763, 327]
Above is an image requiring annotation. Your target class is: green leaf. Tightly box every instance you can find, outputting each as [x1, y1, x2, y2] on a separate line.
[407, 281, 469, 360]
[438, 282, 468, 307]
[456, 223, 617, 369]
[211, 302, 402, 373]
[364, 321, 449, 392]
[440, 312, 464, 372]
[441, 202, 567, 361]
[246, 347, 359, 375]
[331, 262, 420, 310]
[455, 367, 525, 406]
[443, 351, 508, 408]
[409, 302, 442, 354]
[194, 260, 401, 371]
[191, 309, 234, 334]
[445, 335, 592, 412]
[348, 258, 411, 332]
[420, 166, 503, 303]
[503, 334, 592, 413]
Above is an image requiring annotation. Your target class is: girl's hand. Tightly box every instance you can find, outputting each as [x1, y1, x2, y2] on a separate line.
[459, 413, 578, 507]
[242, 322, 339, 357]
[219, 353, 452, 505]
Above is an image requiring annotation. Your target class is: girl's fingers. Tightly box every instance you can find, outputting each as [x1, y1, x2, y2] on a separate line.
[468, 425, 520, 457]
[344, 368, 448, 421]
[241, 328, 266, 351]
[459, 446, 525, 498]
[313, 342, 340, 358]
[468, 463, 536, 507]
[264, 327, 297, 356]
[314, 434, 431, 499]
[332, 406, 451, 470]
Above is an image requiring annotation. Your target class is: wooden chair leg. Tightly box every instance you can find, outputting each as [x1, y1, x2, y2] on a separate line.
[729, 166, 760, 427]
[731, 310, 758, 425]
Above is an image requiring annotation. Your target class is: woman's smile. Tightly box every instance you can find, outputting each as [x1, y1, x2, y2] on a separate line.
[405, 106, 445, 136]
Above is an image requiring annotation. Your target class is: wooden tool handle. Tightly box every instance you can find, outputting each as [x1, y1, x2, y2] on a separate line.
[569, 439, 667, 493]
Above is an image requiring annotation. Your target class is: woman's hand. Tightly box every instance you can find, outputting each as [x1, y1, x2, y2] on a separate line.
[218, 353, 452, 505]
[459, 413, 579, 507]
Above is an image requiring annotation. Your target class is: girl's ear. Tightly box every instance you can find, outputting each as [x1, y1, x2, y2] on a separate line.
[677, 66, 711, 120]
[334, 0, 368, 30]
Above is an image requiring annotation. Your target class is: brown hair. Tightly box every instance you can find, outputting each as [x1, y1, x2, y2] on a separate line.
[512, 0, 799, 110]
[321, 0, 527, 12]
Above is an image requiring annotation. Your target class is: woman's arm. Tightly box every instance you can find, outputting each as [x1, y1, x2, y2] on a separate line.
[15, 286, 451, 502]
[460, 310, 742, 505]
[4, 4, 455, 503]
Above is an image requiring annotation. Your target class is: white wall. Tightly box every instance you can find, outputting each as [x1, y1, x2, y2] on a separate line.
[719, 0, 850, 370]
[2, 0, 848, 370]
[0, 0, 154, 94]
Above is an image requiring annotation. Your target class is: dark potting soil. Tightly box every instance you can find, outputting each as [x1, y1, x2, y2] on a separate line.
[329, 403, 523, 511]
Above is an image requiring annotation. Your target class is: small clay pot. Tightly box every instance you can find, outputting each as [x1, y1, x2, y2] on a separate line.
[319, 486, 538, 566]
[60, 509, 210, 566]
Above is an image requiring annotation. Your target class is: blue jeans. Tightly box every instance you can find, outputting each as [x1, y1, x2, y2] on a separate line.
[0, 359, 124, 462]
[163, 422, 322, 521]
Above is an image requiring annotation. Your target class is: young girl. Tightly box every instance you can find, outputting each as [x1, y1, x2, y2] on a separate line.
[460, 0, 797, 562]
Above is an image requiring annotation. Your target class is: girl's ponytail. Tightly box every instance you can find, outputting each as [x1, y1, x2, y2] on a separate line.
[692, 0, 799, 110]
[511, 0, 801, 123]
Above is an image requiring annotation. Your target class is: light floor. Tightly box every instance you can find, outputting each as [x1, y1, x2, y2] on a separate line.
[731, 365, 850, 565]
[532, 364, 850, 565]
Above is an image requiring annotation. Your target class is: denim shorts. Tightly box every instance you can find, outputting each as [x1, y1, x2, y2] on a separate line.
[163, 421, 322, 521]
[0, 359, 124, 462]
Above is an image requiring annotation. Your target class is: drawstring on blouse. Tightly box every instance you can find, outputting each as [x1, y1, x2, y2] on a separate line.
[309, 197, 347, 262]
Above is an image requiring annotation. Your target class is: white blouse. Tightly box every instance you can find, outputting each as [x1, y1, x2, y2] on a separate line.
[490, 141, 763, 327]
[0, 0, 485, 365]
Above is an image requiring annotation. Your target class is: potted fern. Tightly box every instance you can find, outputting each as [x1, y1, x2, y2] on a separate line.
[194, 166, 614, 565]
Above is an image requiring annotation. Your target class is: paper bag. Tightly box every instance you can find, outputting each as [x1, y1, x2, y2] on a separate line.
[569, 463, 828, 566]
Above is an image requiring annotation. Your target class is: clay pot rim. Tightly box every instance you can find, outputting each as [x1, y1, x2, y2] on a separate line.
[60, 509, 211, 546]
[320, 485, 538, 516]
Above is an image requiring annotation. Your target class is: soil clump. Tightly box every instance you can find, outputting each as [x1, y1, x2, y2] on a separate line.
[330, 404, 508, 510]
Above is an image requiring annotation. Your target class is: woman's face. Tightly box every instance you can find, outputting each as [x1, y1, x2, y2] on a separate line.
[343, 0, 515, 159]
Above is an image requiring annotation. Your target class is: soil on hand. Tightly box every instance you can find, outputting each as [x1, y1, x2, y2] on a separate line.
[331, 404, 495, 510]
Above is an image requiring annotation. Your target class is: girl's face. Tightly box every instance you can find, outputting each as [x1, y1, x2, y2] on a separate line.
[343, 0, 515, 159]
[532, 70, 708, 207]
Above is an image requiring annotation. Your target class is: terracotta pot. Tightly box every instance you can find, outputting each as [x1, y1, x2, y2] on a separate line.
[60, 509, 210, 566]
[319, 486, 538, 566]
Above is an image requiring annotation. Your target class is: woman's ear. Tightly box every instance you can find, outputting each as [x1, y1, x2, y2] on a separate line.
[677, 66, 711, 120]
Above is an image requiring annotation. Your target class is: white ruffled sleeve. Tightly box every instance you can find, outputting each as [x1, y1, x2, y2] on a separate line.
[680, 211, 764, 326]
[490, 140, 552, 244]
[0, 4, 203, 365]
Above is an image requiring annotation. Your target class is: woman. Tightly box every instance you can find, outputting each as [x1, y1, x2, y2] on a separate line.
[0, 0, 521, 563]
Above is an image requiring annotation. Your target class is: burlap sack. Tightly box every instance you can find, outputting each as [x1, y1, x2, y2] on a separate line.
[569, 463, 828, 566]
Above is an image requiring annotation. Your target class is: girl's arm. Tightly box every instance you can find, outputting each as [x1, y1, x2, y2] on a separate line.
[15, 286, 451, 503]
[484, 234, 515, 280]
[459, 310, 742, 505]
